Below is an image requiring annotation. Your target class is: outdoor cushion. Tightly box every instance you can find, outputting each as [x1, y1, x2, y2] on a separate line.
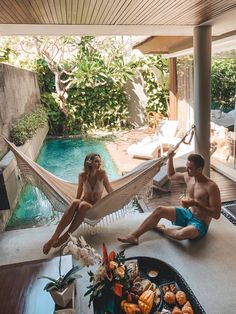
[127, 120, 179, 159]
[153, 157, 187, 191]
[127, 140, 163, 159]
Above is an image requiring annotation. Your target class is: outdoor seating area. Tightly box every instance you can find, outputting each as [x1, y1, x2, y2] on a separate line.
[0, 1, 236, 313]
[1, 128, 236, 313]
[127, 120, 180, 159]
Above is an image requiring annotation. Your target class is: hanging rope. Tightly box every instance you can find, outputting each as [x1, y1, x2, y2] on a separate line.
[171, 124, 195, 152]
[182, 124, 195, 145]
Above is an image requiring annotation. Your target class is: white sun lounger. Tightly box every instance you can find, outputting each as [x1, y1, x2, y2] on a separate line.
[152, 156, 187, 192]
[127, 120, 179, 159]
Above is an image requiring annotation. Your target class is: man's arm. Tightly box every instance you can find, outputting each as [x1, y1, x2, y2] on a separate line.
[167, 150, 185, 182]
[185, 183, 221, 219]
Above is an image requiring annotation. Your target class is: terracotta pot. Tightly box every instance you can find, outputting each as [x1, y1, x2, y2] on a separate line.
[50, 283, 74, 307]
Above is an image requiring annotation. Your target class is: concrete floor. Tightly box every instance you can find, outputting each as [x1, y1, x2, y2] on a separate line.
[1, 130, 236, 313]
[1, 211, 235, 314]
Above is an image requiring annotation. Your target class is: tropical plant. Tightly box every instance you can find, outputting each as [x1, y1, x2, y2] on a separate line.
[39, 235, 100, 293]
[132, 55, 169, 116]
[40, 92, 65, 135]
[1, 36, 171, 134]
[211, 58, 236, 112]
[32, 58, 55, 93]
[65, 36, 134, 133]
[85, 244, 130, 307]
[0, 47, 11, 62]
[9, 106, 48, 145]
[39, 264, 82, 292]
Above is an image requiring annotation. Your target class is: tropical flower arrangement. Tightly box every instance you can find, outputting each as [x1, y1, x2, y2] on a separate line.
[85, 243, 131, 311]
[62, 234, 102, 267]
[84, 244, 163, 314]
[39, 234, 101, 307]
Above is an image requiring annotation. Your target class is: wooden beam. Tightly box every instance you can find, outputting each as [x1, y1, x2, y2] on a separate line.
[169, 58, 178, 120]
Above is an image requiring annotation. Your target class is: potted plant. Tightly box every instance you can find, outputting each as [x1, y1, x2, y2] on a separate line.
[40, 264, 82, 307]
[39, 234, 101, 308]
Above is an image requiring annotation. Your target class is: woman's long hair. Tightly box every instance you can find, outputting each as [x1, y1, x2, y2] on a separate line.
[84, 153, 102, 174]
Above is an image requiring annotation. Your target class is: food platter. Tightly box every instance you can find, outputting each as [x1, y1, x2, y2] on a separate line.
[125, 256, 206, 314]
[93, 256, 206, 314]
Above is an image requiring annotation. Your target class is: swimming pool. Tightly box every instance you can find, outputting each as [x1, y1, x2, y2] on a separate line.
[7, 137, 138, 230]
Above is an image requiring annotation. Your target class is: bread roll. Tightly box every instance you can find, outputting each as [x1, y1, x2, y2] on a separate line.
[172, 306, 182, 314]
[182, 301, 194, 314]
[164, 291, 176, 304]
[176, 290, 187, 305]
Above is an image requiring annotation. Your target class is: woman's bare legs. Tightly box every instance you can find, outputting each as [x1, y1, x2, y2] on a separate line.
[43, 199, 81, 254]
[54, 201, 92, 247]
[117, 206, 176, 244]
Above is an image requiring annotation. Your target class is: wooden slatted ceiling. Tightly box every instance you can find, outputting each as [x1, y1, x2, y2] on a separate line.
[0, 0, 235, 26]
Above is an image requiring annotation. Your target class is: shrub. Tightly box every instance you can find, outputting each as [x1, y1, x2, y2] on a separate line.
[10, 107, 48, 145]
[212, 58, 236, 112]
[32, 58, 55, 93]
[40, 92, 65, 135]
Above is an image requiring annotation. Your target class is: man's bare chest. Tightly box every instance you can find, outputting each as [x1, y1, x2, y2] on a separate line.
[187, 180, 209, 200]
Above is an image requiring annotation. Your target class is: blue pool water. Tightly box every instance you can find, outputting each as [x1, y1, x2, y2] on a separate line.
[7, 137, 130, 230]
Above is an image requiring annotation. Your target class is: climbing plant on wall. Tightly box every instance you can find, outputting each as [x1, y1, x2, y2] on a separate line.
[132, 55, 169, 116]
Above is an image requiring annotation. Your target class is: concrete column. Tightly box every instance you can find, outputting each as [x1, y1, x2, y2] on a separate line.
[193, 26, 212, 176]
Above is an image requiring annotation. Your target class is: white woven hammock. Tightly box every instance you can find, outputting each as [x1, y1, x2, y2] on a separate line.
[4, 137, 168, 227]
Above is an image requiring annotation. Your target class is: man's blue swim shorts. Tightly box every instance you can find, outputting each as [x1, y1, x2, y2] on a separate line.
[173, 207, 209, 238]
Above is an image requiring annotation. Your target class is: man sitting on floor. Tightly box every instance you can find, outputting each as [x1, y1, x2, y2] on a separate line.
[118, 151, 221, 244]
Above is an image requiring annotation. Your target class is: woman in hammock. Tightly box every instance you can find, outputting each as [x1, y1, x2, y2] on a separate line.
[43, 153, 113, 254]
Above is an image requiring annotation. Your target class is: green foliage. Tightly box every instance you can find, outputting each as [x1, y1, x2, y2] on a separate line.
[2, 36, 170, 135]
[62, 36, 134, 133]
[40, 92, 65, 135]
[0, 47, 11, 62]
[0, 40, 19, 63]
[132, 55, 169, 116]
[212, 58, 236, 112]
[10, 107, 48, 145]
[39, 265, 82, 292]
[31, 36, 135, 134]
[32, 58, 55, 93]
[85, 245, 130, 307]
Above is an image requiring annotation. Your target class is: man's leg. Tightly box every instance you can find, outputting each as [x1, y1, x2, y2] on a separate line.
[117, 206, 176, 244]
[156, 224, 199, 240]
[54, 201, 92, 247]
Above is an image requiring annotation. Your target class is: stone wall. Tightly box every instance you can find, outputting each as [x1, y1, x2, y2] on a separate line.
[0, 63, 40, 159]
[125, 70, 148, 127]
[0, 125, 49, 231]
